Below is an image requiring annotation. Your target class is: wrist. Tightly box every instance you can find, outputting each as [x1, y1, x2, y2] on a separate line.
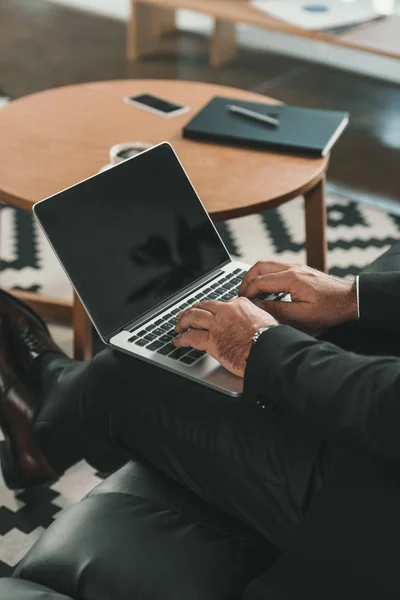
[252, 325, 278, 345]
[343, 279, 359, 322]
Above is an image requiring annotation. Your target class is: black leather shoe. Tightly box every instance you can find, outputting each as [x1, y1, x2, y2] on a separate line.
[0, 290, 65, 488]
[0, 290, 64, 373]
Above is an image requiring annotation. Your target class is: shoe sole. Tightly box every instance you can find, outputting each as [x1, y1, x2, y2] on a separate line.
[0, 437, 20, 489]
[0, 436, 57, 490]
[0, 401, 57, 490]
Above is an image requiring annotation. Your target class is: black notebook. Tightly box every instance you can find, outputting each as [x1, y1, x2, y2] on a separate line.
[183, 97, 349, 157]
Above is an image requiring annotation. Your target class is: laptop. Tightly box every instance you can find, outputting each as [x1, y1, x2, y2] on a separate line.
[33, 142, 281, 397]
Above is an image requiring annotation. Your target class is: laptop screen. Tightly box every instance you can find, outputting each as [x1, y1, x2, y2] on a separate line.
[34, 143, 230, 340]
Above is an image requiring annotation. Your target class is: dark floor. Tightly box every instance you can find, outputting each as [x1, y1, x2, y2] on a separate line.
[1, 0, 399, 205]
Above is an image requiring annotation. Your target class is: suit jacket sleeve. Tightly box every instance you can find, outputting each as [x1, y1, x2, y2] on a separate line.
[358, 272, 400, 330]
[244, 325, 400, 459]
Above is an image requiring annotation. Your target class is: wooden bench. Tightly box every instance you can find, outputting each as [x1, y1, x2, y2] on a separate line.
[127, 0, 400, 67]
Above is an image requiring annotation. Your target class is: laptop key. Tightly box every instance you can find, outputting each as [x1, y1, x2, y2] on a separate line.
[171, 308, 180, 315]
[144, 333, 157, 342]
[160, 323, 171, 331]
[136, 339, 148, 347]
[169, 348, 189, 360]
[160, 334, 172, 343]
[155, 319, 163, 326]
[153, 328, 164, 336]
[158, 343, 176, 356]
[147, 340, 164, 351]
[127, 335, 138, 343]
[180, 356, 196, 365]
[138, 330, 147, 337]
[146, 324, 156, 332]
[188, 350, 206, 359]
[208, 293, 218, 300]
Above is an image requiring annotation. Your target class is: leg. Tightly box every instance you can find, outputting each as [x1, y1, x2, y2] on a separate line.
[304, 177, 327, 273]
[35, 348, 328, 550]
[210, 20, 237, 68]
[244, 458, 400, 599]
[127, 0, 176, 61]
[153, 6, 176, 37]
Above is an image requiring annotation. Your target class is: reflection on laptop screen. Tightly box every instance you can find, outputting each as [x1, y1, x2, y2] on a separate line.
[34, 143, 230, 340]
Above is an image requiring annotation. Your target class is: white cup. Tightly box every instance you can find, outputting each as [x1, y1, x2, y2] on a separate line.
[109, 141, 153, 165]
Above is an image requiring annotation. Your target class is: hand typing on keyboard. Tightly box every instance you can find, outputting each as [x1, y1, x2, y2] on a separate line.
[127, 268, 286, 368]
[239, 260, 357, 330]
[174, 297, 278, 378]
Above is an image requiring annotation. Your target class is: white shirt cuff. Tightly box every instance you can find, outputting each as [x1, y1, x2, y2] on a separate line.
[355, 275, 360, 319]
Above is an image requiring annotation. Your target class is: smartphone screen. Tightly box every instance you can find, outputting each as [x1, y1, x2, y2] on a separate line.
[127, 94, 185, 114]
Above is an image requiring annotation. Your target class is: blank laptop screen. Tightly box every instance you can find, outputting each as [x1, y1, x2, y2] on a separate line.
[34, 143, 230, 340]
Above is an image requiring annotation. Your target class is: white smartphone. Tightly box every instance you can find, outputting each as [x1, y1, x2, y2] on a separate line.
[123, 93, 189, 119]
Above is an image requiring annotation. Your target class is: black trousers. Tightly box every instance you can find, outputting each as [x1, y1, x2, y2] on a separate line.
[33, 312, 400, 553]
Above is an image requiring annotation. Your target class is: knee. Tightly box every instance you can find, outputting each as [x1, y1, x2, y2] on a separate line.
[85, 349, 120, 394]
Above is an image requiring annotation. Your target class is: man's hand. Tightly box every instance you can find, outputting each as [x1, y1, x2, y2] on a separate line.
[174, 298, 277, 378]
[239, 261, 358, 330]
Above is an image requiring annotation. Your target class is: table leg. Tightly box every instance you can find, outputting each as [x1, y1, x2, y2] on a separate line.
[127, 0, 176, 60]
[210, 20, 237, 67]
[73, 291, 92, 361]
[304, 177, 328, 273]
[153, 6, 176, 37]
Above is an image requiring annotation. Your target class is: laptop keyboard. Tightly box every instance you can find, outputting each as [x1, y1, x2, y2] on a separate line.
[126, 268, 286, 367]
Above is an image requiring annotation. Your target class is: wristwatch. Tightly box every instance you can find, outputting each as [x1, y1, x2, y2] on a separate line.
[252, 325, 276, 345]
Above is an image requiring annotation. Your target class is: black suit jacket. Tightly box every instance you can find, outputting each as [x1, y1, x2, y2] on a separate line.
[244, 272, 400, 460]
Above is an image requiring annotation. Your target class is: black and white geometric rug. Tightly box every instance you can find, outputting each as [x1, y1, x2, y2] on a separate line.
[1, 92, 400, 578]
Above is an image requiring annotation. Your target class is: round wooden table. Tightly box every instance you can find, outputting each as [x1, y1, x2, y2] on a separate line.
[0, 80, 329, 359]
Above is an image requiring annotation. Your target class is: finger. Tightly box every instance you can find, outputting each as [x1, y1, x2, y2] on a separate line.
[244, 271, 294, 300]
[173, 329, 209, 351]
[175, 307, 213, 333]
[239, 261, 292, 295]
[262, 299, 300, 324]
[191, 300, 225, 314]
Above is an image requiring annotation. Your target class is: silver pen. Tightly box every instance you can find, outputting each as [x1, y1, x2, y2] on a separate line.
[227, 104, 280, 128]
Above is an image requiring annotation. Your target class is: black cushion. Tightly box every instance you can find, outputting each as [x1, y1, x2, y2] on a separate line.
[13, 461, 278, 600]
[0, 578, 72, 599]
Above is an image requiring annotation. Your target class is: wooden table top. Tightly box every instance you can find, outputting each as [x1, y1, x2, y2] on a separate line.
[0, 80, 328, 220]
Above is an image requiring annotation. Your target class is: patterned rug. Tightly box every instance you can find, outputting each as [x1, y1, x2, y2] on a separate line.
[1, 91, 400, 578]
[2, 195, 400, 301]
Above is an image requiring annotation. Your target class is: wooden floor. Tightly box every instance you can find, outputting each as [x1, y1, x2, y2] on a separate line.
[1, 0, 399, 206]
